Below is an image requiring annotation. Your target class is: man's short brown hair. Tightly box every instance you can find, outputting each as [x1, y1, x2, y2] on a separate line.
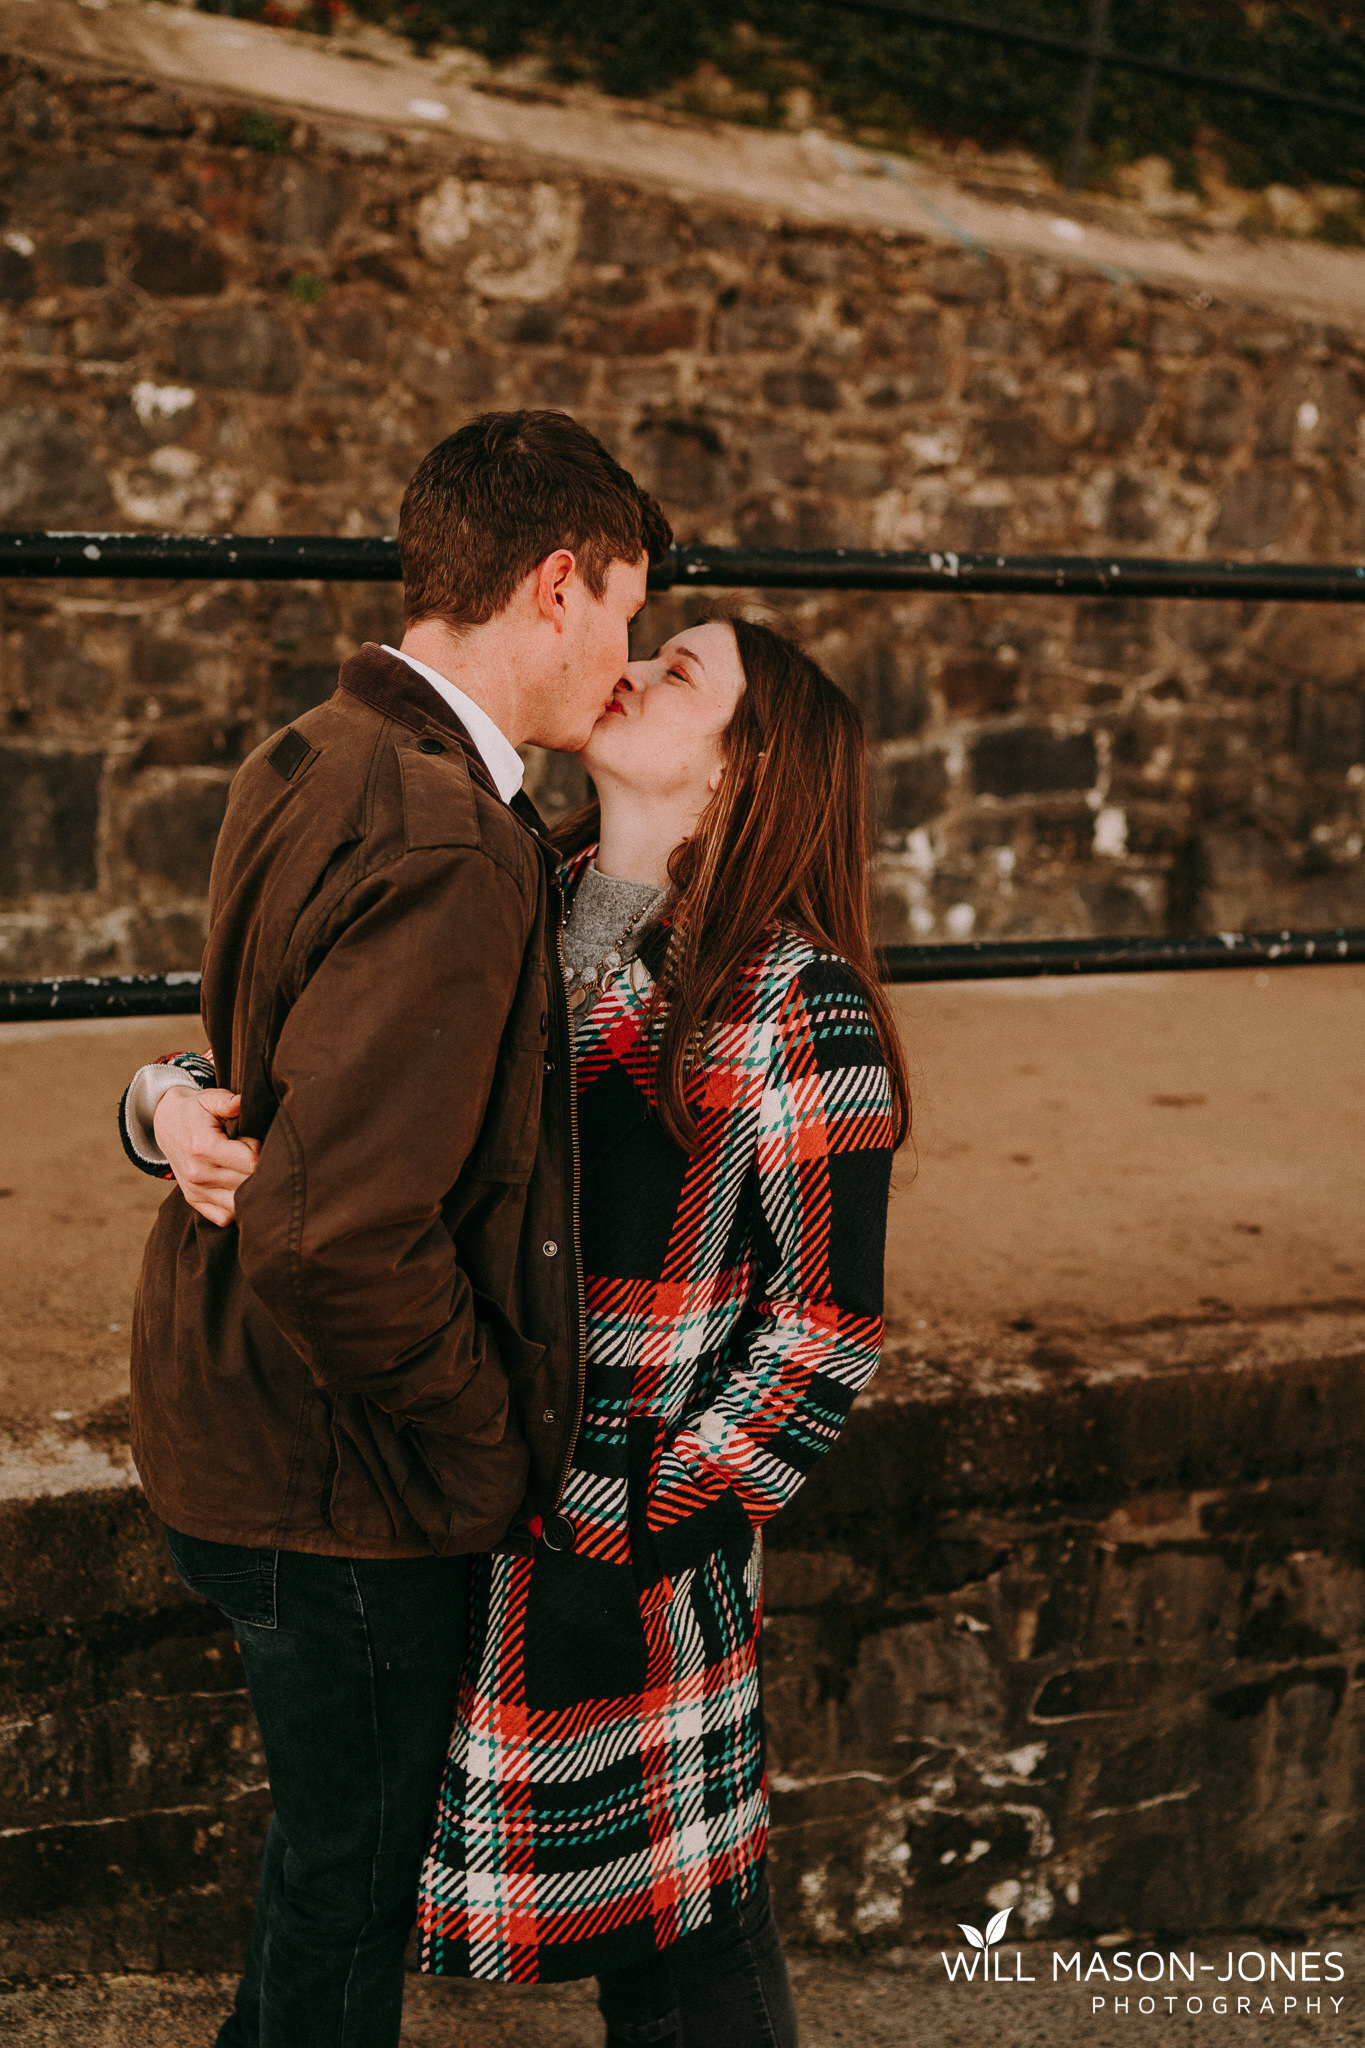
[399, 410, 673, 627]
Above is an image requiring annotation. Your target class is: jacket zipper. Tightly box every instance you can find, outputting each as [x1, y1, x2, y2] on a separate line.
[550, 884, 587, 1507]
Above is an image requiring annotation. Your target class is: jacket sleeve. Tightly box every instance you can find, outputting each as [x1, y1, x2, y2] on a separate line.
[641, 959, 897, 1583]
[119, 1052, 216, 1175]
[233, 844, 540, 1454]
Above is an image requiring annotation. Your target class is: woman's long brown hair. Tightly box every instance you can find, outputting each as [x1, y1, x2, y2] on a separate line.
[555, 617, 913, 1154]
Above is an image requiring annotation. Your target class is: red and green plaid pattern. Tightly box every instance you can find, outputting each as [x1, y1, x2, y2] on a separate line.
[418, 920, 896, 1984]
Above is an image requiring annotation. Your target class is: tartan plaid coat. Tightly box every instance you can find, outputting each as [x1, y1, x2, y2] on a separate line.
[417, 905, 897, 1985]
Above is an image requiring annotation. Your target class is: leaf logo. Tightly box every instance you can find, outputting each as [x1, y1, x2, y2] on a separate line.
[958, 1907, 1012, 1950]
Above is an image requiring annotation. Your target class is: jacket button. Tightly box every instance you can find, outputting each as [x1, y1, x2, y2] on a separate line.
[542, 1239, 558, 1257]
[542, 1408, 556, 1423]
[541, 1513, 576, 1552]
[416, 736, 444, 754]
[543, 1058, 555, 1075]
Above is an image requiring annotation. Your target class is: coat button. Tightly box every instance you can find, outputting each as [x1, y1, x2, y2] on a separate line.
[416, 736, 444, 754]
[543, 1058, 555, 1075]
[542, 1408, 556, 1423]
[542, 1239, 558, 1257]
[541, 1513, 576, 1552]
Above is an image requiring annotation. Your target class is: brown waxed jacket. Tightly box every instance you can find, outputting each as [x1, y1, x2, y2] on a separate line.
[130, 644, 583, 1559]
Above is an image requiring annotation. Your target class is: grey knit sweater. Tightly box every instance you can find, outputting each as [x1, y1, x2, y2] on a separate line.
[561, 864, 666, 1025]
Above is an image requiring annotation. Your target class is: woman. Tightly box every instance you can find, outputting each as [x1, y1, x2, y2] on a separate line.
[129, 617, 910, 2047]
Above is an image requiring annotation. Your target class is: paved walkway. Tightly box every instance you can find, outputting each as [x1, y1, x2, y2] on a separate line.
[3, 1942, 1364, 2046]
[3, 965, 1361, 1459]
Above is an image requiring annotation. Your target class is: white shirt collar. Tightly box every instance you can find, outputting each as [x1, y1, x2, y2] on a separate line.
[382, 645, 525, 805]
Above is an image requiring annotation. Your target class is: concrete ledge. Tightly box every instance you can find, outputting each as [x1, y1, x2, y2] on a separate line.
[3, 1307, 1365, 1973]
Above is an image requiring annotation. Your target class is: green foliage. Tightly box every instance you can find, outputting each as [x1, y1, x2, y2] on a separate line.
[204, 0, 1365, 190]
[288, 271, 327, 303]
[238, 106, 287, 152]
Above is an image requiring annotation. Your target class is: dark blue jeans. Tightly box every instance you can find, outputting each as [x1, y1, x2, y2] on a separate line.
[164, 1527, 471, 2048]
[596, 1872, 799, 2048]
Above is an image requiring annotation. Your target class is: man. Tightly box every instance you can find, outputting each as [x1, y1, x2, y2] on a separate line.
[129, 410, 672, 2047]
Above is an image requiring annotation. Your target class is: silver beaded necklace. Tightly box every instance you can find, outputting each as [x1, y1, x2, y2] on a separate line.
[561, 892, 661, 1014]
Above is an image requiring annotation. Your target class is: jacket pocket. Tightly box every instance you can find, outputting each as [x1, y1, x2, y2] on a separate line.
[165, 1527, 278, 1630]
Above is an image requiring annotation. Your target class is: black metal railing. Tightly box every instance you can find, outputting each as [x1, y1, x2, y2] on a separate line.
[3, 532, 1364, 1021]
[4, 930, 1364, 1025]
[5, 532, 1365, 603]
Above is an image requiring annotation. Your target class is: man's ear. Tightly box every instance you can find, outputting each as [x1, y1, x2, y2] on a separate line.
[534, 549, 577, 633]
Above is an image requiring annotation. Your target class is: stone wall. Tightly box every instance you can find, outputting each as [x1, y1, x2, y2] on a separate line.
[8, 1313, 1365, 1971]
[1, 52, 1364, 977]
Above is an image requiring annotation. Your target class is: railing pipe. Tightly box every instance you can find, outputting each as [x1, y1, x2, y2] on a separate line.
[6, 534, 1365, 602]
[4, 931, 1362, 1023]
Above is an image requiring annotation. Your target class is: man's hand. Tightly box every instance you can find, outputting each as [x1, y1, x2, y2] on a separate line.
[153, 1086, 261, 1227]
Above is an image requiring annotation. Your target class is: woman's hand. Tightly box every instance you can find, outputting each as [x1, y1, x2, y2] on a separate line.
[153, 1086, 261, 1227]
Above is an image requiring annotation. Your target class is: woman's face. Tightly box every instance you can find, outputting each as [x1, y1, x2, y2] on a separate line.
[577, 619, 745, 802]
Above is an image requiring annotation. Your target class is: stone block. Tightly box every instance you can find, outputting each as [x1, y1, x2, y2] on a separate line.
[713, 297, 802, 353]
[1104, 470, 1157, 542]
[970, 728, 1098, 798]
[744, 429, 809, 490]
[0, 746, 101, 895]
[917, 250, 1005, 303]
[308, 295, 389, 367]
[0, 1789, 269, 1977]
[880, 748, 950, 832]
[1091, 369, 1154, 448]
[939, 653, 1019, 716]
[599, 306, 698, 355]
[0, 245, 34, 303]
[818, 451, 892, 496]
[58, 157, 134, 214]
[1209, 470, 1296, 552]
[630, 416, 728, 512]
[1070, 599, 1150, 672]
[18, 626, 113, 719]
[736, 496, 839, 550]
[261, 161, 345, 248]
[132, 718, 248, 770]
[579, 192, 681, 267]
[171, 307, 302, 394]
[1289, 685, 1365, 773]
[1260, 607, 1365, 684]
[861, 311, 945, 396]
[762, 368, 839, 411]
[975, 411, 1066, 477]
[397, 335, 500, 410]
[128, 904, 209, 971]
[1178, 366, 1249, 455]
[123, 90, 195, 137]
[0, 406, 112, 526]
[486, 304, 562, 347]
[57, 235, 106, 287]
[123, 774, 231, 890]
[130, 225, 225, 298]
[1148, 310, 1214, 356]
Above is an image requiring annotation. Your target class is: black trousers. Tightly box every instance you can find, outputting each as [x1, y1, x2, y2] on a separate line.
[596, 1872, 799, 2048]
[167, 1527, 798, 2048]
[165, 1528, 470, 2048]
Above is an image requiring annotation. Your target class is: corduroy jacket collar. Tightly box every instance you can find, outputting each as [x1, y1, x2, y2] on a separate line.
[338, 641, 552, 840]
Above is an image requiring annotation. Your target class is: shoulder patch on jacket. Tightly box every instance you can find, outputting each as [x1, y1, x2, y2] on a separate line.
[266, 728, 319, 782]
[397, 733, 482, 851]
